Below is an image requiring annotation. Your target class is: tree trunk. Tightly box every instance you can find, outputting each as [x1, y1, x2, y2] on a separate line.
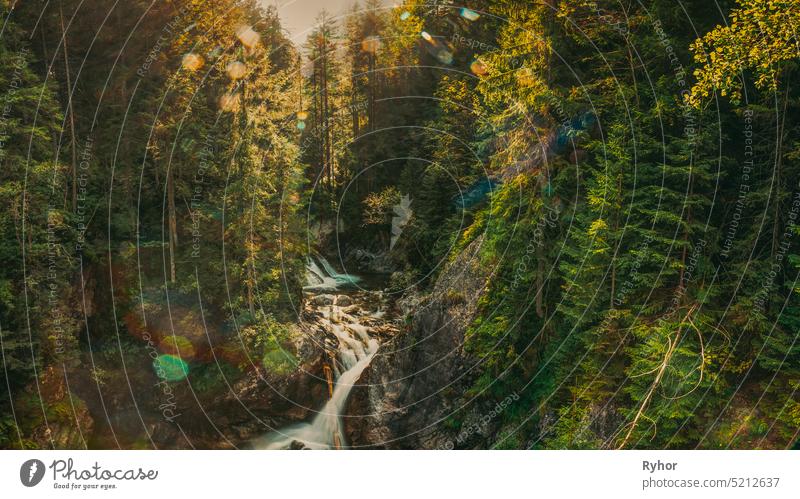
[350, 71, 359, 138]
[167, 170, 178, 283]
[60, 2, 78, 212]
[321, 36, 332, 198]
[535, 246, 545, 318]
[771, 73, 791, 260]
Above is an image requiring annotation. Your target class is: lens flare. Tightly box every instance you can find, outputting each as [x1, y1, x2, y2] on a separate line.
[159, 335, 196, 360]
[181, 53, 204, 71]
[297, 121, 306, 130]
[297, 111, 308, 120]
[361, 36, 382, 54]
[153, 354, 189, 382]
[460, 8, 480, 21]
[436, 49, 453, 65]
[226, 61, 246, 80]
[421, 31, 433, 42]
[236, 25, 260, 48]
[470, 59, 488, 76]
[219, 92, 240, 111]
[400, 11, 411, 21]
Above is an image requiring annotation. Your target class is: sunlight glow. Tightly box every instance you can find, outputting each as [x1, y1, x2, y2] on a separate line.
[219, 92, 240, 111]
[362, 36, 382, 54]
[181, 53, 204, 71]
[226, 61, 247, 80]
[236, 25, 260, 48]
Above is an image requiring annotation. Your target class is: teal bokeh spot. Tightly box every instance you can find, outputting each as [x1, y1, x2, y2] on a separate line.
[154, 354, 189, 381]
[460, 8, 480, 21]
[437, 50, 453, 65]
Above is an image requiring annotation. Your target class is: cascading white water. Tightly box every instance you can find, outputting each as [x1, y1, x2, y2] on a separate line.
[317, 256, 341, 280]
[306, 258, 327, 284]
[303, 255, 361, 293]
[304, 256, 339, 293]
[254, 297, 379, 450]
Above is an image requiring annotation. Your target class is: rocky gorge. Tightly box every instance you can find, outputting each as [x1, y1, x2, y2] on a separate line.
[247, 240, 500, 449]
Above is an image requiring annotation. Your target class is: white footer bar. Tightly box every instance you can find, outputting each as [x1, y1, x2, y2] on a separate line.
[1, 450, 797, 498]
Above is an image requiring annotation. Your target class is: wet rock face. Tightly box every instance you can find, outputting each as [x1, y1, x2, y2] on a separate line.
[347, 248, 396, 274]
[333, 294, 353, 307]
[289, 440, 309, 450]
[345, 236, 490, 448]
[311, 294, 335, 306]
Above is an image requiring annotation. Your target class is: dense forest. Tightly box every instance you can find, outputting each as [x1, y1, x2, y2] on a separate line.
[1, 0, 798, 449]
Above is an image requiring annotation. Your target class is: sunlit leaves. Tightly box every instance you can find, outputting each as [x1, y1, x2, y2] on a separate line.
[687, 0, 800, 107]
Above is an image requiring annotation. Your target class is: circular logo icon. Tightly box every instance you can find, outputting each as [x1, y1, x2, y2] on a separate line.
[20, 459, 45, 487]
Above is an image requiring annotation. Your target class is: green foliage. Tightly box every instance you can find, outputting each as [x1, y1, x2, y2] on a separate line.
[239, 313, 298, 375]
[688, 0, 800, 106]
[362, 187, 401, 226]
[414, 0, 800, 449]
[2, 0, 800, 451]
[0, 3, 81, 432]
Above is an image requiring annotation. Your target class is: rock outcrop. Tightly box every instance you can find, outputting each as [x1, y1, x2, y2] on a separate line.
[345, 236, 494, 448]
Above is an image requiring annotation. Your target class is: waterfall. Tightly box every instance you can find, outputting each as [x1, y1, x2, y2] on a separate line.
[254, 297, 379, 450]
[306, 258, 327, 284]
[303, 255, 361, 293]
[317, 256, 341, 280]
